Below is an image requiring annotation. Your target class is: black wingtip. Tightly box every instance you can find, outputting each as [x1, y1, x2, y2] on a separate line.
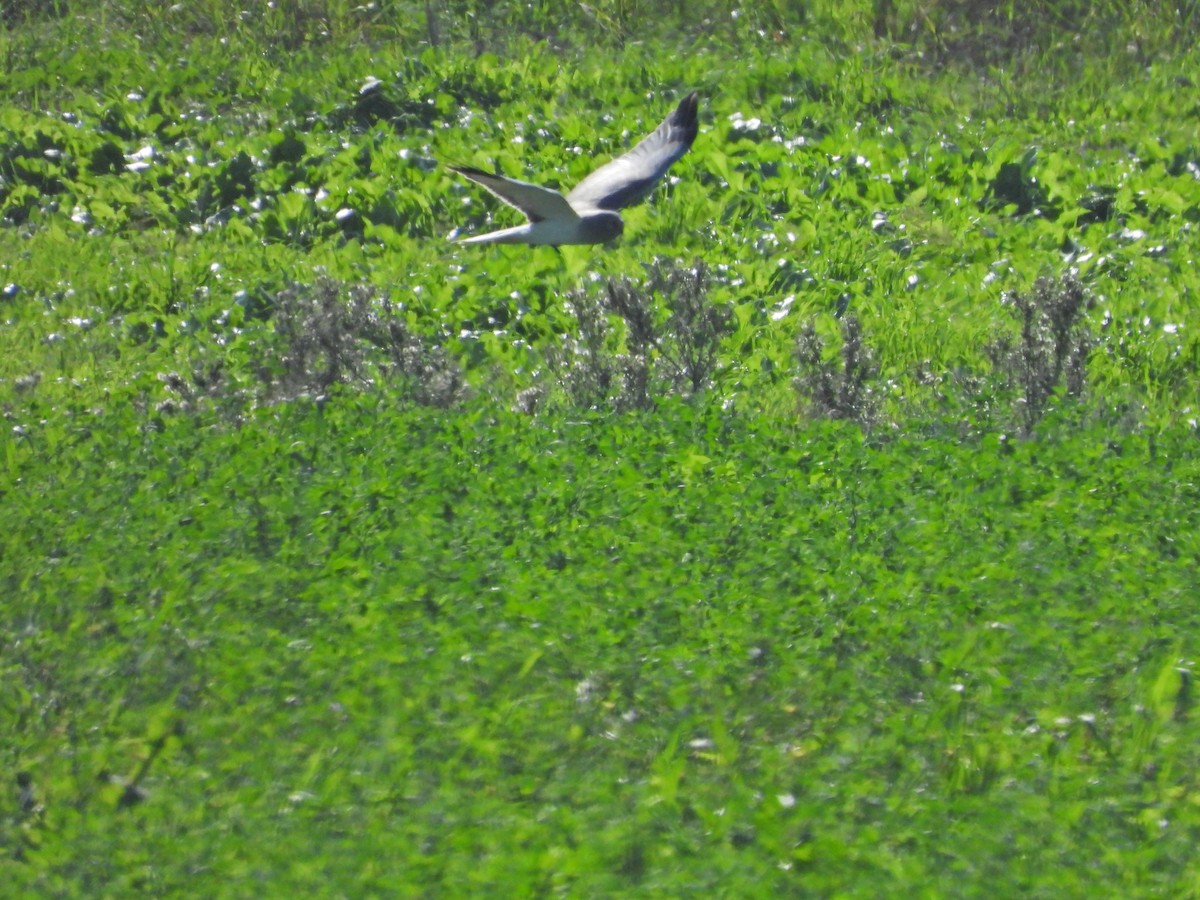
[676, 92, 699, 120]
[672, 91, 700, 143]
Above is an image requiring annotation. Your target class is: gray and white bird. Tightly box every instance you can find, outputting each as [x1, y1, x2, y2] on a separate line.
[449, 91, 699, 246]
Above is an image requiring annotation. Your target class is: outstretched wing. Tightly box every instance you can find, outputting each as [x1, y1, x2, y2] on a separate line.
[565, 91, 699, 213]
[448, 165, 579, 223]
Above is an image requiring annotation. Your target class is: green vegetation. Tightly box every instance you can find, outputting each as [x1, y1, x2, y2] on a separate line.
[3, 1, 1199, 894]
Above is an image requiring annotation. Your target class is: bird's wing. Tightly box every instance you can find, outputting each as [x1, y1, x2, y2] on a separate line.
[449, 165, 579, 223]
[565, 91, 699, 213]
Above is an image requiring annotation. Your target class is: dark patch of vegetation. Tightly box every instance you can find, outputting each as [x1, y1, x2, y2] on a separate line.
[537, 258, 733, 412]
[985, 148, 1060, 219]
[159, 278, 465, 418]
[1, 0, 67, 29]
[793, 314, 881, 428]
[986, 273, 1093, 434]
[791, 275, 1096, 436]
[874, 0, 1198, 71]
[267, 278, 464, 406]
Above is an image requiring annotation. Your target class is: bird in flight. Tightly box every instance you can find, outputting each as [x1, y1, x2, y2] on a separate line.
[449, 91, 699, 246]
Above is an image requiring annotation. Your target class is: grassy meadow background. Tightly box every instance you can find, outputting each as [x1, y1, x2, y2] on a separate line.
[3, 0, 1200, 894]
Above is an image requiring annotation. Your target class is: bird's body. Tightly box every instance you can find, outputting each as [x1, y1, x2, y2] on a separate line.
[450, 91, 699, 247]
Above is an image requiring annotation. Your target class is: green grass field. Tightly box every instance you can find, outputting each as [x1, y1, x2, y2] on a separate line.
[4, 1, 1200, 894]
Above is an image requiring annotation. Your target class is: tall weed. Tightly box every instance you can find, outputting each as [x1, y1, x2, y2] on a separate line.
[538, 258, 733, 412]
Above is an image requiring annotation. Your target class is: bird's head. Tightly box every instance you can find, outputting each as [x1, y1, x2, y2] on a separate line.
[581, 211, 624, 244]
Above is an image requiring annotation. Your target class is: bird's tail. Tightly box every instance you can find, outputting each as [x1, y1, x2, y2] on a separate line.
[453, 224, 538, 245]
